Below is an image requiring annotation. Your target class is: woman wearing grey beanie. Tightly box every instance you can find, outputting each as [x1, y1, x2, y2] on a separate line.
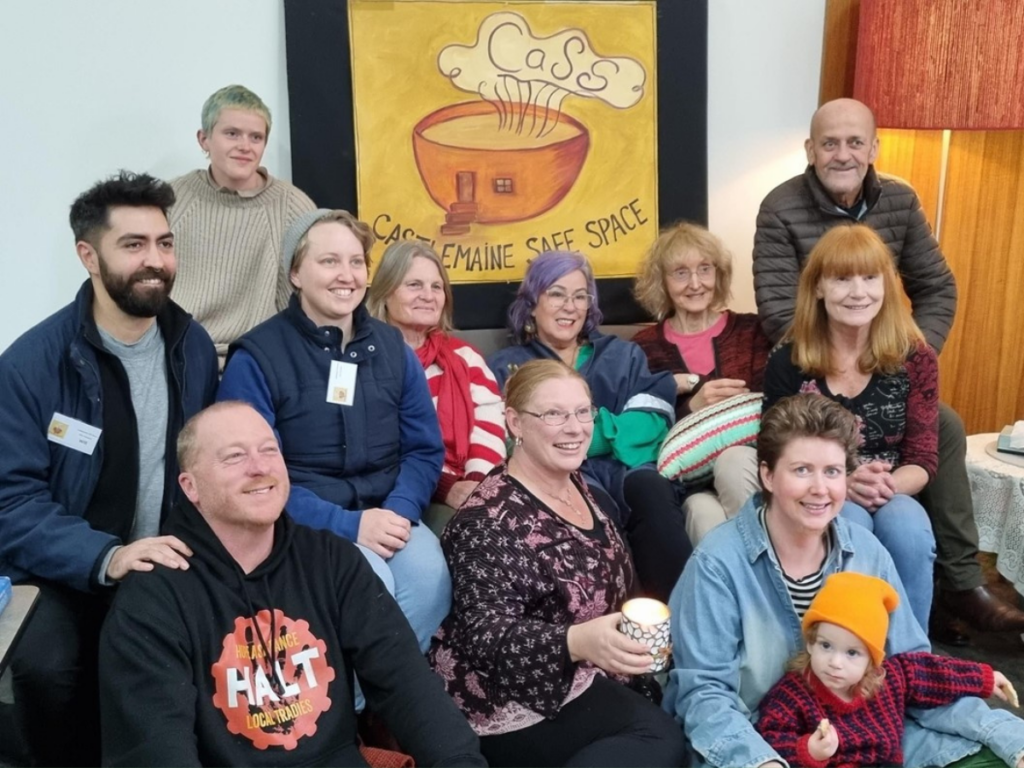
[219, 209, 451, 654]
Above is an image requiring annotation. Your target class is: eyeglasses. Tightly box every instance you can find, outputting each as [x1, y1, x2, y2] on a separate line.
[667, 264, 716, 283]
[521, 406, 598, 426]
[542, 289, 594, 309]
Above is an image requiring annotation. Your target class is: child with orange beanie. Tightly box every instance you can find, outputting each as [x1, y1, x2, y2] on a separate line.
[755, 572, 1019, 767]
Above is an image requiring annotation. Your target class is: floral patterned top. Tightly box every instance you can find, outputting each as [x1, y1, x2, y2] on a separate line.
[428, 465, 635, 736]
[762, 342, 939, 477]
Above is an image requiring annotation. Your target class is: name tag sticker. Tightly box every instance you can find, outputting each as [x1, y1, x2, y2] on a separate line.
[326, 361, 358, 406]
[47, 412, 101, 455]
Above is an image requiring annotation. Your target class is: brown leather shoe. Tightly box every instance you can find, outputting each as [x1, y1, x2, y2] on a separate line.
[939, 586, 1024, 633]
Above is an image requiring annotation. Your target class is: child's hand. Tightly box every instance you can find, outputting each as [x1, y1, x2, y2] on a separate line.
[808, 718, 839, 761]
[993, 671, 1019, 707]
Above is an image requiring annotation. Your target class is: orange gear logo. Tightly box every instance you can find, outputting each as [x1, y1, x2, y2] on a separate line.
[211, 609, 335, 750]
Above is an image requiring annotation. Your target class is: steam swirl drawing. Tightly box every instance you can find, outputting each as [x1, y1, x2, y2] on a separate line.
[412, 12, 647, 234]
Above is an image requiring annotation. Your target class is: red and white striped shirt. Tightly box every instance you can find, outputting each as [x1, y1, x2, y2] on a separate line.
[423, 337, 506, 501]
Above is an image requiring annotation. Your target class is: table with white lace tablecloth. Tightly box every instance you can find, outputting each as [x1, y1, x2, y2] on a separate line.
[966, 433, 1024, 597]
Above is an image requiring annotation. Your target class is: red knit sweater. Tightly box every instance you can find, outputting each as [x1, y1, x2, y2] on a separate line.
[632, 312, 771, 420]
[755, 652, 994, 768]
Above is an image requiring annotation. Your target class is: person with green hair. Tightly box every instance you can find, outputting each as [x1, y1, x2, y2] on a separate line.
[169, 84, 316, 368]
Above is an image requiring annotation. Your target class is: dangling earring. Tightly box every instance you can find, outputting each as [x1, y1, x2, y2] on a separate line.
[524, 319, 536, 337]
[515, 435, 523, 447]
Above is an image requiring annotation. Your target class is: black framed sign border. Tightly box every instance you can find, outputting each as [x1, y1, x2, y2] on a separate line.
[285, 0, 707, 329]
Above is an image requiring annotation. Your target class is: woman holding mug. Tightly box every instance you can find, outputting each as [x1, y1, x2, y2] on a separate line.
[430, 359, 684, 767]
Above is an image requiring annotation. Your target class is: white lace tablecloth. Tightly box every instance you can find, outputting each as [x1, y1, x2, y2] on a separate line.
[966, 433, 1024, 596]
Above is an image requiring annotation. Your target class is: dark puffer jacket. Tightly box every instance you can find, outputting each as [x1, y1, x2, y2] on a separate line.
[753, 165, 957, 352]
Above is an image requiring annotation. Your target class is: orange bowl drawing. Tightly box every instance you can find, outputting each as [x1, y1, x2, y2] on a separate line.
[412, 101, 590, 225]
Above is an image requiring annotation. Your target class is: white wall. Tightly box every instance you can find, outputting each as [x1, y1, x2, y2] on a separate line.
[0, 0, 823, 351]
[708, 2, 824, 311]
[0, 0, 292, 351]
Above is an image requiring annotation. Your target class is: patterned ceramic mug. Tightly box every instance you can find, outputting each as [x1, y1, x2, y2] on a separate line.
[619, 598, 672, 673]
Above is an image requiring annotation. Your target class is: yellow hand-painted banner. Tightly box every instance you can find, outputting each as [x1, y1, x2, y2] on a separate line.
[350, 0, 659, 283]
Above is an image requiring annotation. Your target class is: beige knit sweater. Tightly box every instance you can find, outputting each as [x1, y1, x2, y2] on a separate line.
[168, 169, 316, 366]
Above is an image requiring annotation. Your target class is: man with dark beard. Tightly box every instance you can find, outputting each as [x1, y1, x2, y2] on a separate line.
[0, 170, 217, 766]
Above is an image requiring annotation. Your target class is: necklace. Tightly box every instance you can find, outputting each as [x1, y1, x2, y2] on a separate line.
[508, 461, 587, 522]
[538, 484, 585, 521]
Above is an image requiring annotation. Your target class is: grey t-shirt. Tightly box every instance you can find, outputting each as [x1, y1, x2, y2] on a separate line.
[98, 321, 169, 542]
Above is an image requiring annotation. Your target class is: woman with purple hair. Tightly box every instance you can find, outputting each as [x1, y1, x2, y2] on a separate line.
[487, 251, 692, 601]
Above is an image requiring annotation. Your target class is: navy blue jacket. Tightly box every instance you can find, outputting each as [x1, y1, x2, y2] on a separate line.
[487, 332, 675, 521]
[219, 296, 443, 541]
[488, 331, 676, 424]
[0, 281, 218, 592]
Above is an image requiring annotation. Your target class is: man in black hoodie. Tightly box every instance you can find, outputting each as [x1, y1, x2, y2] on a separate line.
[99, 401, 485, 767]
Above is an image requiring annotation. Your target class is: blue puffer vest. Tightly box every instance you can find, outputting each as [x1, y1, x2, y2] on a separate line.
[232, 296, 406, 510]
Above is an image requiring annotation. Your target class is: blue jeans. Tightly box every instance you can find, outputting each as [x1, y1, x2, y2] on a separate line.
[840, 495, 936, 631]
[667, 498, 1024, 768]
[357, 522, 452, 652]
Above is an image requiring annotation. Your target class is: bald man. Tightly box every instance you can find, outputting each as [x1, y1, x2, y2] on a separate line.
[99, 402, 485, 767]
[754, 97, 957, 348]
[753, 98, 1024, 645]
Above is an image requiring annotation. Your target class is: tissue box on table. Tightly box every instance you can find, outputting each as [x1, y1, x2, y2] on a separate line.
[996, 422, 1024, 456]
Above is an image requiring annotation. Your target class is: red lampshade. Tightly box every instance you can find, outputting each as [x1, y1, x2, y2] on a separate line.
[853, 0, 1024, 130]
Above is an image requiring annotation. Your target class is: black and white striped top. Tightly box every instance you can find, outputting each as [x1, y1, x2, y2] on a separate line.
[758, 505, 833, 619]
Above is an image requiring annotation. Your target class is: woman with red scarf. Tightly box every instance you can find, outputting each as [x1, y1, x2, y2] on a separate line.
[368, 241, 506, 528]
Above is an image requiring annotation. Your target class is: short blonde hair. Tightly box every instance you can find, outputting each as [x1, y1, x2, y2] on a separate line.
[201, 84, 271, 136]
[367, 240, 454, 333]
[788, 224, 924, 377]
[634, 221, 733, 320]
[290, 210, 375, 273]
[177, 401, 252, 471]
[504, 359, 591, 413]
[787, 622, 887, 700]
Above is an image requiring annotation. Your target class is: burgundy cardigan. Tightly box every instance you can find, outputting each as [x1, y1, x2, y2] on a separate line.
[632, 312, 771, 420]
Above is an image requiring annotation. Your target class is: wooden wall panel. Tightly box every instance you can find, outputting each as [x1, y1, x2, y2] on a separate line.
[873, 129, 943, 227]
[823, 0, 1024, 434]
[820, 0, 861, 103]
[936, 131, 1024, 432]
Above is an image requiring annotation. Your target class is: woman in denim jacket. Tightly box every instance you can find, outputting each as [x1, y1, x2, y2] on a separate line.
[664, 394, 1024, 768]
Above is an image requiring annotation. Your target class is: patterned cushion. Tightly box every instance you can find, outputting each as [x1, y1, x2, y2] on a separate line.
[657, 392, 762, 483]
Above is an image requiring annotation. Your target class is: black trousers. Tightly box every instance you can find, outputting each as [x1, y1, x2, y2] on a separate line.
[11, 581, 109, 767]
[479, 675, 685, 768]
[622, 469, 693, 602]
